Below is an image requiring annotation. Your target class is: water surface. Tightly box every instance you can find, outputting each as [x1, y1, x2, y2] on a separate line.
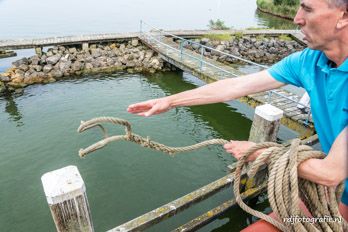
[0, 1, 300, 231]
[0, 71, 299, 231]
[0, 0, 296, 39]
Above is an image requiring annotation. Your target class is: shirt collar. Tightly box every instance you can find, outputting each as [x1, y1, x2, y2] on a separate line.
[316, 51, 328, 69]
[316, 51, 348, 72]
[316, 52, 330, 73]
[337, 57, 348, 72]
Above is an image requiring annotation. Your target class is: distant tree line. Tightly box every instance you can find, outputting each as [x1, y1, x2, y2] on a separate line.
[273, 0, 298, 6]
[207, 19, 230, 30]
[256, 0, 299, 19]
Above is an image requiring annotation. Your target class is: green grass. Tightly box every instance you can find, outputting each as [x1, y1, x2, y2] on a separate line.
[201, 34, 232, 41]
[278, 34, 293, 41]
[255, 35, 266, 41]
[256, 0, 299, 19]
[234, 32, 244, 40]
[246, 27, 267, 30]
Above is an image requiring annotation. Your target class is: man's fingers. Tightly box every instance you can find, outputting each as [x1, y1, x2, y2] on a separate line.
[128, 103, 152, 113]
[223, 144, 232, 149]
[144, 105, 159, 117]
[223, 141, 235, 149]
[128, 106, 149, 113]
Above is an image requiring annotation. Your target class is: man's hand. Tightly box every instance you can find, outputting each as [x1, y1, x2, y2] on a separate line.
[127, 97, 171, 117]
[224, 140, 262, 161]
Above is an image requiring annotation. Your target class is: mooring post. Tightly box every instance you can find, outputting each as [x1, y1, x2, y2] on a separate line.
[41, 166, 94, 232]
[248, 104, 283, 143]
[35, 46, 43, 56]
[82, 42, 89, 51]
[243, 104, 283, 190]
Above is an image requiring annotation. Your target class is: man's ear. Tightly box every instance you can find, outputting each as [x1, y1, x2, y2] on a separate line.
[337, 7, 348, 29]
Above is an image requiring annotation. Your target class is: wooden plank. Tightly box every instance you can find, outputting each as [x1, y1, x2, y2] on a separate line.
[107, 173, 235, 232]
[172, 183, 267, 232]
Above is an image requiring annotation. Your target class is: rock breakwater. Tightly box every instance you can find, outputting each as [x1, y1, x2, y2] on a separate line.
[0, 39, 173, 95]
[182, 35, 304, 65]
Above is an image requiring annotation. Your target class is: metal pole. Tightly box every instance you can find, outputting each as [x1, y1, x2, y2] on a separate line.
[306, 109, 311, 125]
[267, 91, 273, 104]
[140, 20, 142, 34]
[200, 47, 204, 71]
[180, 40, 183, 60]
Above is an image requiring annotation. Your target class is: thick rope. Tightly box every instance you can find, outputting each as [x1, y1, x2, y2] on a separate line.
[78, 117, 347, 231]
[77, 117, 228, 157]
[233, 139, 348, 232]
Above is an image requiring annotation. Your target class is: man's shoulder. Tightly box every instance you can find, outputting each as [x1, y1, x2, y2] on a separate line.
[285, 48, 322, 67]
[299, 48, 322, 58]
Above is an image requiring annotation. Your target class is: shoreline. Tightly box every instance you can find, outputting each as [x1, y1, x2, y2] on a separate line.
[256, 7, 294, 21]
[0, 50, 17, 59]
[0, 31, 305, 97]
[256, 0, 297, 21]
[0, 40, 176, 95]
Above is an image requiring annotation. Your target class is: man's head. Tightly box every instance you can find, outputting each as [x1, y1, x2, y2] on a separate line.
[294, 0, 348, 50]
[327, 0, 348, 8]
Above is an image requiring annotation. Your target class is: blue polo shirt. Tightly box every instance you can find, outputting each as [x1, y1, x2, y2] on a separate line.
[268, 48, 348, 205]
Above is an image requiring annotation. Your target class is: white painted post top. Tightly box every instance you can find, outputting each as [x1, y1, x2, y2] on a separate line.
[41, 165, 86, 205]
[255, 104, 283, 122]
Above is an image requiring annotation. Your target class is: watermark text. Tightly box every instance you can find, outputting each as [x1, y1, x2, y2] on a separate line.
[283, 216, 342, 224]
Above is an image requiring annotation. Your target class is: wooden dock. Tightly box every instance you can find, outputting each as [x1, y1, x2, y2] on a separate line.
[0, 32, 140, 50]
[139, 33, 313, 137]
[0, 29, 312, 136]
[0, 29, 305, 50]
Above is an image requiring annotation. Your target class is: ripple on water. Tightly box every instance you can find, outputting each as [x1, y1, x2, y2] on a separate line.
[0, 71, 255, 232]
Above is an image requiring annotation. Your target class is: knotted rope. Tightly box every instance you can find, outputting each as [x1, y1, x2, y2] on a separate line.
[77, 117, 347, 231]
[77, 117, 228, 157]
[233, 139, 347, 232]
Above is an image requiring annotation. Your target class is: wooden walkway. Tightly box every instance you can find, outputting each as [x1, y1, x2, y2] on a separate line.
[0, 32, 140, 50]
[139, 33, 313, 136]
[0, 29, 305, 50]
[0, 29, 312, 135]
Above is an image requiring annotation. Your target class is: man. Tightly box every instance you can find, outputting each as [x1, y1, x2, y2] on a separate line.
[128, 0, 348, 220]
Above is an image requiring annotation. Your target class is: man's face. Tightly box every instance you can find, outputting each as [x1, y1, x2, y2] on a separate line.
[294, 0, 345, 50]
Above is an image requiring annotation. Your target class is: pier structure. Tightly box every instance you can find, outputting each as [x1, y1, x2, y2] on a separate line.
[0, 23, 311, 135]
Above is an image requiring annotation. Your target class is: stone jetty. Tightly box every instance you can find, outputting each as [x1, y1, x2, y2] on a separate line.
[182, 35, 304, 64]
[0, 32, 304, 96]
[0, 39, 173, 94]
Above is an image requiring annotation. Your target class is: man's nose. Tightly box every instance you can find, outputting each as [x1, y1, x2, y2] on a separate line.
[293, 9, 305, 26]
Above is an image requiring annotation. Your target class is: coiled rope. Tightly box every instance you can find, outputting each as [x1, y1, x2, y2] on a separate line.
[77, 117, 347, 231]
[233, 139, 347, 232]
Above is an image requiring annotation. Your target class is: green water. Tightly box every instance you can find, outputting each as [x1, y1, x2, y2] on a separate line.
[0, 70, 259, 231]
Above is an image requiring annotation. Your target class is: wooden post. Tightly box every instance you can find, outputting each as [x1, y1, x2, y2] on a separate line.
[243, 104, 283, 191]
[41, 166, 94, 232]
[248, 104, 283, 143]
[35, 46, 43, 56]
[82, 42, 89, 51]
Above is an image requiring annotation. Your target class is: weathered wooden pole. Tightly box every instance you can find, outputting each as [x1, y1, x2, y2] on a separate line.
[41, 165, 94, 232]
[242, 104, 284, 190]
[82, 42, 89, 51]
[35, 46, 43, 56]
[248, 104, 283, 143]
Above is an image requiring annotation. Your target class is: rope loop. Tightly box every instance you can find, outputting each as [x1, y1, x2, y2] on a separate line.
[77, 116, 347, 231]
[78, 117, 228, 157]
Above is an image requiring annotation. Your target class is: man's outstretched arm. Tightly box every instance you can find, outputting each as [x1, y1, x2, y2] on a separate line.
[127, 70, 284, 116]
